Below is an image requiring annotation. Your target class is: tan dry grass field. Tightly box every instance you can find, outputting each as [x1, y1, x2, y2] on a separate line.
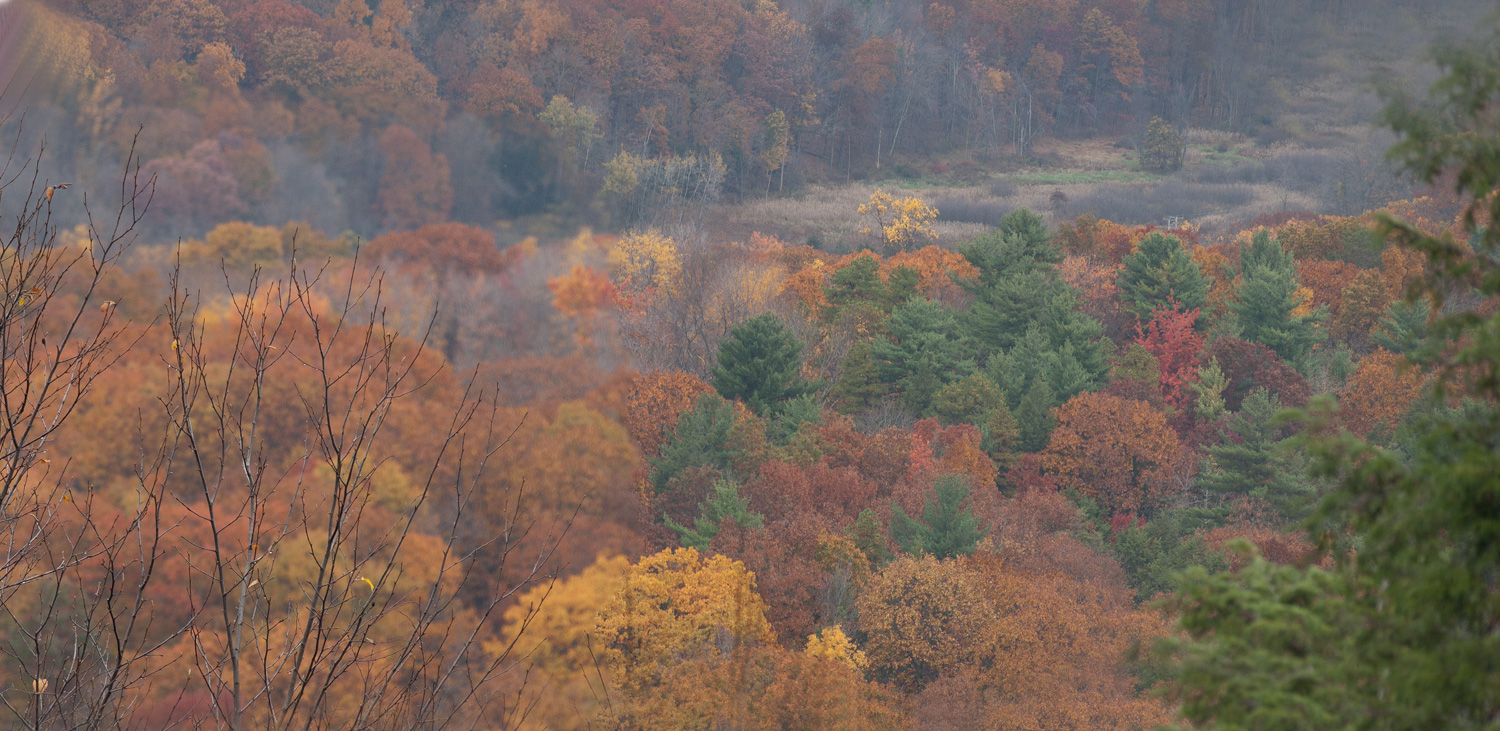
[713, 173, 1321, 252]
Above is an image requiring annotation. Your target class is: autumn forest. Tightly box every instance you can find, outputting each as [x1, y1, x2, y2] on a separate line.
[1, 0, 1499, 728]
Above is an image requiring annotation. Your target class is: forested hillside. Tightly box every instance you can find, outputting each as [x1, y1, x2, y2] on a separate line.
[8, 0, 1488, 241]
[2, 0, 1499, 728]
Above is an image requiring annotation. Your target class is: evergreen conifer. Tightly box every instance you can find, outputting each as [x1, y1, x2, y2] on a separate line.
[712, 313, 815, 415]
[1231, 230, 1326, 363]
[891, 475, 987, 559]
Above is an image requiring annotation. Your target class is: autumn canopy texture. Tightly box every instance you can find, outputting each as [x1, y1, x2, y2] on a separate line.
[3, 0, 1498, 728]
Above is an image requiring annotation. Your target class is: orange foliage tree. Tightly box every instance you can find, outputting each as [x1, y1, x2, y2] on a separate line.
[548, 264, 616, 318]
[963, 551, 1175, 729]
[857, 550, 1174, 729]
[622, 370, 716, 459]
[1338, 349, 1426, 439]
[1299, 259, 1365, 321]
[1042, 392, 1185, 515]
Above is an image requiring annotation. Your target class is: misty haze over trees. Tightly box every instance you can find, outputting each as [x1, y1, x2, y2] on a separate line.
[0, 0, 1498, 728]
[6, 0, 1488, 243]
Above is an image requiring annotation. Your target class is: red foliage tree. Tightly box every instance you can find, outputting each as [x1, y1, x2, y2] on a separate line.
[746, 461, 879, 526]
[364, 222, 513, 274]
[1134, 304, 1203, 410]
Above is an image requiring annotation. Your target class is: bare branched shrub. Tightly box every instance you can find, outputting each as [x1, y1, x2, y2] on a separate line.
[1068, 181, 1255, 225]
[0, 131, 158, 729]
[933, 194, 1014, 228]
[853, 396, 917, 435]
[616, 244, 781, 378]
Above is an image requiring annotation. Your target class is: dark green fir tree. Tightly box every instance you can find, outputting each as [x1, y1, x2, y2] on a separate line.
[650, 393, 740, 493]
[1015, 375, 1056, 452]
[831, 340, 887, 412]
[1117, 232, 1208, 323]
[712, 312, 815, 415]
[1199, 388, 1315, 521]
[1371, 296, 1433, 358]
[891, 475, 987, 559]
[1231, 230, 1326, 364]
[870, 299, 975, 414]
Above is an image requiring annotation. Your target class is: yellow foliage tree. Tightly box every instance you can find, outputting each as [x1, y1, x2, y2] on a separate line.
[609, 228, 682, 294]
[596, 547, 773, 693]
[805, 626, 867, 671]
[486, 554, 632, 730]
[1291, 284, 1318, 318]
[186, 221, 284, 268]
[194, 41, 245, 91]
[854, 554, 991, 691]
[858, 189, 938, 254]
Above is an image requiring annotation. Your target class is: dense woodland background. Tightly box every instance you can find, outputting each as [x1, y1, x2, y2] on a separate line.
[0, 0, 1498, 728]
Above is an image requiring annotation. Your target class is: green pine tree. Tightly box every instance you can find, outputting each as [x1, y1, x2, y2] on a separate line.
[997, 208, 1059, 262]
[1188, 357, 1229, 422]
[650, 393, 740, 493]
[884, 264, 921, 309]
[666, 479, 765, 550]
[712, 313, 815, 415]
[768, 394, 822, 444]
[1118, 232, 1209, 323]
[870, 299, 976, 414]
[1231, 230, 1326, 364]
[822, 256, 919, 323]
[824, 253, 887, 318]
[1371, 296, 1433, 358]
[891, 475, 988, 559]
[984, 327, 1104, 411]
[1015, 375, 1056, 452]
[954, 213, 1110, 388]
[831, 340, 887, 412]
[1110, 508, 1229, 600]
[1199, 388, 1315, 520]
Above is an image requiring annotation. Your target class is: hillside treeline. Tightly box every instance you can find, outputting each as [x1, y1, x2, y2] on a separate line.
[12, 0, 1483, 238]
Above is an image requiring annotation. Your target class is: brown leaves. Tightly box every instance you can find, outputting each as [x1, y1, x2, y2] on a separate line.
[1041, 392, 1185, 516]
[374, 125, 453, 230]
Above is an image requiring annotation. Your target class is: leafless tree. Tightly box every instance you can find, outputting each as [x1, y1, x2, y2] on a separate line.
[0, 128, 171, 729]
